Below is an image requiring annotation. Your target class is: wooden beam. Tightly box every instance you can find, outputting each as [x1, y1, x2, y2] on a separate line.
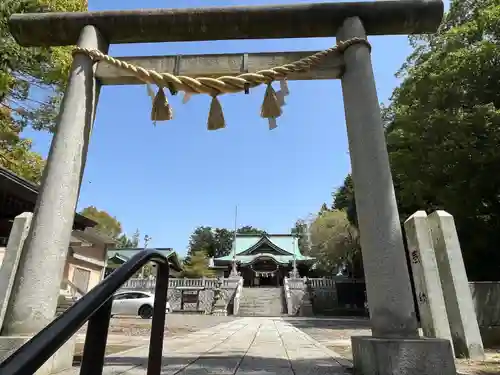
[96, 51, 344, 86]
[9, 0, 444, 47]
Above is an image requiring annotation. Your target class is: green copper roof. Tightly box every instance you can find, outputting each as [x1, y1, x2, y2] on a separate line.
[107, 247, 174, 260]
[214, 234, 314, 265]
[106, 248, 183, 271]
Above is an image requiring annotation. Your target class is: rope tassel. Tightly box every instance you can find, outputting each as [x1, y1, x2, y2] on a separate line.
[151, 87, 173, 122]
[261, 83, 282, 119]
[207, 96, 226, 131]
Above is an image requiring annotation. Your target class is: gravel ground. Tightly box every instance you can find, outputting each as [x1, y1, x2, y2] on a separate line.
[284, 317, 500, 375]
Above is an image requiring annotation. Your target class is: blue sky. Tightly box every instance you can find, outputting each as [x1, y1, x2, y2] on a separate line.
[23, 0, 449, 255]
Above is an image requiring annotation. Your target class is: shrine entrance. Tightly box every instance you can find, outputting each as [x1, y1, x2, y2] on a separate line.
[5, 2, 455, 374]
[251, 258, 280, 287]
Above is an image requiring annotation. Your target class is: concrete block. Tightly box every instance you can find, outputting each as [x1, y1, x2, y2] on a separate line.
[428, 210, 484, 359]
[0, 335, 75, 375]
[352, 335, 456, 375]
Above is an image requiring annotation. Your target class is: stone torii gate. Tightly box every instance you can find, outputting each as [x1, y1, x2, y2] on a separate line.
[5, 1, 456, 373]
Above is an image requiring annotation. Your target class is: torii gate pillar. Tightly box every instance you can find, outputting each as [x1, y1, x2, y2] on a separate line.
[338, 17, 456, 374]
[1, 25, 108, 338]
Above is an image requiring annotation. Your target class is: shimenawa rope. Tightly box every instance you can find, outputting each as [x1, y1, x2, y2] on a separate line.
[73, 37, 371, 130]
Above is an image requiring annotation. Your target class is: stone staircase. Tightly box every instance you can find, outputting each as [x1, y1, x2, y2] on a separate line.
[238, 287, 285, 316]
[56, 295, 77, 316]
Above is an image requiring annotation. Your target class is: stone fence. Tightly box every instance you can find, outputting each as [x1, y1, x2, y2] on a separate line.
[284, 277, 500, 329]
[120, 277, 242, 315]
[470, 282, 500, 346]
[284, 277, 368, 316]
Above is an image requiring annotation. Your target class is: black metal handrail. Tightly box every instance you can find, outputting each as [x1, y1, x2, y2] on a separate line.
[0, 248, 181, 375]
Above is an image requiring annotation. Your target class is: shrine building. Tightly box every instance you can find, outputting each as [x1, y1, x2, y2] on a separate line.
[211, 234, 314, 287]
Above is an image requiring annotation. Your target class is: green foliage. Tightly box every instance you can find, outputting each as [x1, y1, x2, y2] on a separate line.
[237, 225, 267, 236]
[309, 209, 362, 277]
[0, 0, 86, 182]
[1, 0, 87, 132]
[116, 229, 140, 248]
[181, 250, 215, 278]
[325, 0, 500, 280]
[384, 0, 500, 280]
[0, 107, 44, 182]
[332, 175, 357, 227]
[80, 206, 123, 239]
[292, 220, 311, 255]
[187, 225, 267, 260]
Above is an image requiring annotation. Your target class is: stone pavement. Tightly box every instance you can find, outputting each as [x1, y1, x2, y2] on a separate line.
[60, 317, 351, 375]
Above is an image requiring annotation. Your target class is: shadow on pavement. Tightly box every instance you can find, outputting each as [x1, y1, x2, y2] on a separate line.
[282, 317, 371, 330]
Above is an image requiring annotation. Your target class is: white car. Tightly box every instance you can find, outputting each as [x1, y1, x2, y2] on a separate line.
[111, 291, 171, 319]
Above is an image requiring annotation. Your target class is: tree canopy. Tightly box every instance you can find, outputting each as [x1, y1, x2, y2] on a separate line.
[116, 229, 140, 249]
[80, 206, 143, 251]
[1, 0, 87, 182]
[80, 206, 123, 238]
[186, 225, 267, 260]
[309, 209, 361, 277]
[326, 0, 500, 281]
[180, 250, 215, 278]
[385, 0, 500, 281]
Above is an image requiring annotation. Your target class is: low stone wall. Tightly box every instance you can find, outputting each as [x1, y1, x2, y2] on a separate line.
[308, 278, 339, 313]
[470, 282, 500, 347]
[286, 277, 367, 316]
[285, 277, 500, 344]
[120, 277, 241, 314]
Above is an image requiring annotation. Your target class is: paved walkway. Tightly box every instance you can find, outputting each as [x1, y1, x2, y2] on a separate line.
[62, 317, 352, 375]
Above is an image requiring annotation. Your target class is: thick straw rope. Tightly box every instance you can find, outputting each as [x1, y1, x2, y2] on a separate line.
[73, 37, 371, 96]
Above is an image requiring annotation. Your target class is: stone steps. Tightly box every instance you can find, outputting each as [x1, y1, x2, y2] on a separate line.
[238, 287, 285, 317]
[56, 296, 77, 316]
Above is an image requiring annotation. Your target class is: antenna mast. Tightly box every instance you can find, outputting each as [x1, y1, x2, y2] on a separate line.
[230, 205, 239, 277]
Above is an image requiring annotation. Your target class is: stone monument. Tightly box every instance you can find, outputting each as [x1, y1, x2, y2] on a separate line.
[210, 277, 227, 316]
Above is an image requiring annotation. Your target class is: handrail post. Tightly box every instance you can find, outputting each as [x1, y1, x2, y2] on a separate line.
[79, 298, 113, 375]
[147, 262, 169, 375]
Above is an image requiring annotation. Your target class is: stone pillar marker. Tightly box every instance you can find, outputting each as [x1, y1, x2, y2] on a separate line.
[404, 211, 453, 345]
[427, 210, 485, 359]
[0, 213, 33, 332]
[1, 25, 108, 337]
[338, 17, 456, 375]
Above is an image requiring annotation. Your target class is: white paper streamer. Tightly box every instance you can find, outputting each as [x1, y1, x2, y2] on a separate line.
[268, 118, 278, 130]
[182, 92, 193, 104]
[279, 79, 290, 96]
[276, 90, 286, 107]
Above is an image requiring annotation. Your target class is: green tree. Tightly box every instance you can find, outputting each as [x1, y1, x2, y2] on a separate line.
[1, 0, 87, 182]
[0, 109, 44, 182]
[213, 228, 233, 258]
[80, 206, 123, 239]
[181, 250, 215, 278]
[116, 229, 140, 249]
[309, 209, 362, 277]
[383, 0, 500, 280]
[187, 226, 216, 259]
[187, 225, 268, 260]
[1, 0, 87, 133]
[332, 175, 358, 227]
[237, 226, 267, 235]
[292, 219, 311, 255]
